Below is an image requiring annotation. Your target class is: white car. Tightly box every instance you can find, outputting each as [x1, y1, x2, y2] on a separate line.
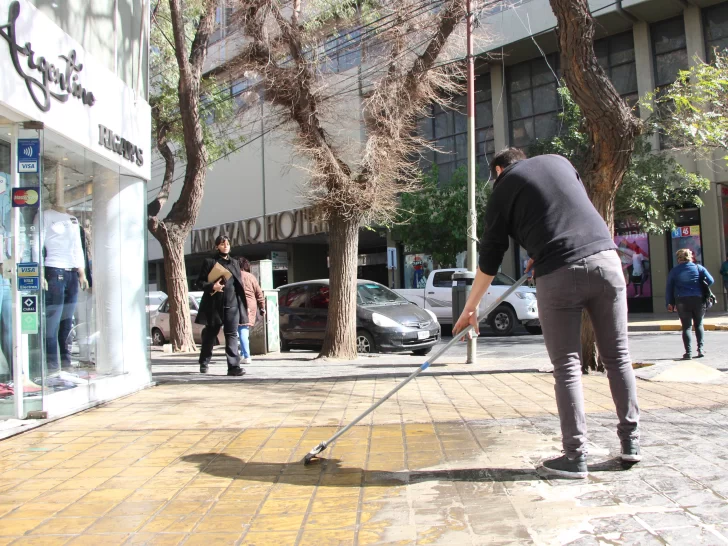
[146, 291, 167, 314]
[150, 292, 216, 345]
[395, 269, 540, 335]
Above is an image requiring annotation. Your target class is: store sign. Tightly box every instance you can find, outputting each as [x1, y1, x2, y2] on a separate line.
[11, 186, 39, 207]
[17, 262, 39, 290]
[191, 208, 329, 254]
[387, 247, 397, 270]
[98, 125, 143, 166]
[0, 0, 151, 180]
[271, 251, 288, 270]
[671, 225, 701, 238]
[21, 294, 38, 333]
[17, 137, 39, 172]
[0, 1, 95, 113]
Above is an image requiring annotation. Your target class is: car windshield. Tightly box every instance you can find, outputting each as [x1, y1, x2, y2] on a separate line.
[146, 295, 166, 306]
[357, 283, 408, 305]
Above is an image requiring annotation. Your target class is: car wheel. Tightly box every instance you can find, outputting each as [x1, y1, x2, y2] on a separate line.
[412, 347, 432, 356]
[356, 331, 375, 354]
[151, 328, 165, 346]
[525, 325, 542, 335]
[489, 305, 516, 336]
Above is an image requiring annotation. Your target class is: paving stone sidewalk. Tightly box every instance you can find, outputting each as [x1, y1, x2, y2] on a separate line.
[4, 374, 728, 545]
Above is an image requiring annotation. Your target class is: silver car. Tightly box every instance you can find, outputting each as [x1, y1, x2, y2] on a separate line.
[150, 292, 211, 346]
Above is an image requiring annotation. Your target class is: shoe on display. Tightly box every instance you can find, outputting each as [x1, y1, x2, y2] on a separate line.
[620, 438, 642, 463]
[539, 453, 588, 479]
[58, 371, 87, 385]
[227, 367, 246, 377]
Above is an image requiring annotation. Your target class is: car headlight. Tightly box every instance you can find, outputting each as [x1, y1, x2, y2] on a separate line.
[425, 309, 438, 322]
[371, 313, 401, 328]
[515, 292, 536, 300]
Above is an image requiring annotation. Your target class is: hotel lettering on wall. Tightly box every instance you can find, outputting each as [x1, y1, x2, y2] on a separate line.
[191, 208, 329, 253]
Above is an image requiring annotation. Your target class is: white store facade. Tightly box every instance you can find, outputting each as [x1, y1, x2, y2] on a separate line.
[0, 0, 152, 420]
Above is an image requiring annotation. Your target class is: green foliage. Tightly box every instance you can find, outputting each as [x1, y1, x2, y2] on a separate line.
[395, 165, 490, 268]
[150, 0, 241, 165]
[303, 0, 382, 31]
[644, 50, 728, 164]
[530, 86, 709, 234]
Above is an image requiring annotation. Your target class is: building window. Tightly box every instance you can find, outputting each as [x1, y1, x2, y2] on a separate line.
[704, 2, 728, 63]
[324, 28, 362, 73]
[210, 1, 234, 45]
[507, 54, 561, 148]
[595, 31, 639, 109]
[418, 75, 493, 183]
[651, 17, 689, 149]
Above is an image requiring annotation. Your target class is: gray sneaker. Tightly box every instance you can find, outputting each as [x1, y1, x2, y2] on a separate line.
[620, 439, 642, 462]
[540, 453, 588, 479]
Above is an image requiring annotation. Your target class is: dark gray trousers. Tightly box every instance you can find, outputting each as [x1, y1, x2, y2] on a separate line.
[676, 296, 706, 355]
[536, 250, 640, 457]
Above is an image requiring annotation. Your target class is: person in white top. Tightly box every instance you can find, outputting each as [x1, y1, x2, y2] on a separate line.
[631, 249, 645, 297]
[32, 205, 89, 375]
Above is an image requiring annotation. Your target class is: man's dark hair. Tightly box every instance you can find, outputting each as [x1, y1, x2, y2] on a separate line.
[490, 147, 527, 180]
[214, 235, 230, 246]
[238, 256, 251, 272]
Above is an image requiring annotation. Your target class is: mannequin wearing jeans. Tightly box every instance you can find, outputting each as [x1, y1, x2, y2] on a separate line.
[32, 167, 89, 376]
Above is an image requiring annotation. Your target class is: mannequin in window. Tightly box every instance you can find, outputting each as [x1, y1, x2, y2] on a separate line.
[0, 172, 11, 380]
[32, 166, 89, 376]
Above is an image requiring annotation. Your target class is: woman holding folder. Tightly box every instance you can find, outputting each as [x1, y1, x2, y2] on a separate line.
[195, 235, 248, 376]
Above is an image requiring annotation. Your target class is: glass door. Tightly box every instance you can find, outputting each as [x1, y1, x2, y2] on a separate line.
[0, 126, 15, 417]
[0, 124, 44, 419]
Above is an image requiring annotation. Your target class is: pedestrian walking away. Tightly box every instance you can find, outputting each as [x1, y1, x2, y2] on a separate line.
[195, 235, 248, 376]
[238, 257, 266, 365]
[666, 248, 714, 360]
[453, 148, 641, 479]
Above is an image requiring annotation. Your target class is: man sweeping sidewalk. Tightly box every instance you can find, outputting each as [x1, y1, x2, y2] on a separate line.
[453, 148, 641, 479]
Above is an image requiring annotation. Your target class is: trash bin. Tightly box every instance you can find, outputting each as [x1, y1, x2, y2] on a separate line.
[452, 270, 475, 323]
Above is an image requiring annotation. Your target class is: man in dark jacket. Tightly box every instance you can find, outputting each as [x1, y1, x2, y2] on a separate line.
[453, 148, 640, 479]
[196, 235, 247, 376]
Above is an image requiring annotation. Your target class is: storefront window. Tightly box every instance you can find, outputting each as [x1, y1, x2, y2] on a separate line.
[669, 209, 704, 267]
[0, 126, 150, 417]
[614, 232, 652, 300]
[404, 254, 434, 289]
[722, 185, 728, 258]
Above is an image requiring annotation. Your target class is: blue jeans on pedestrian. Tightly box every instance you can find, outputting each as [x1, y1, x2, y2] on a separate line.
[238, 325, 250, 359]
[45, 268, 79, 374]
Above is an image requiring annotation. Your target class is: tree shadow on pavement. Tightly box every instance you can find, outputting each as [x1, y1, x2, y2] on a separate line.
[179, 453, 631, 487]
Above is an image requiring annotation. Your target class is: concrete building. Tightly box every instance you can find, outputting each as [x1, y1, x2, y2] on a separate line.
[148, 0, 728, 314]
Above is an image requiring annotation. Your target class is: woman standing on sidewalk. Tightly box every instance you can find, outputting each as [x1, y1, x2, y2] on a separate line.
[238, 257, 265, 365]
[666, 249, 714, 359]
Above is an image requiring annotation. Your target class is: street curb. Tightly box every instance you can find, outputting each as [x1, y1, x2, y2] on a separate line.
[629, 324, 728, 332]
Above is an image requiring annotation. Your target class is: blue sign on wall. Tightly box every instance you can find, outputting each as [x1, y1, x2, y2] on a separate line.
[17, 138, 40, 173]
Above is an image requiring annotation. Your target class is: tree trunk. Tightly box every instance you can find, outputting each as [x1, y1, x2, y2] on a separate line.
[549, 0, 641, 373]
[580, 185, 616, 373]
[319, 212, 360, 359]
[160, 233, 197, 353]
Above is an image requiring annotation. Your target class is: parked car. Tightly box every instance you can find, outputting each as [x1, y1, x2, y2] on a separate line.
[278, 280, 441, 355]
[146, 291, 167, 314]
[394, 269, 540, 336]
[150, 292, 216, 346]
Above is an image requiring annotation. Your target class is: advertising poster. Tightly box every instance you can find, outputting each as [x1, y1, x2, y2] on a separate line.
[614, 233, 652, 299]
[404, 254, 433, 289]
[670, 225, 703, 265]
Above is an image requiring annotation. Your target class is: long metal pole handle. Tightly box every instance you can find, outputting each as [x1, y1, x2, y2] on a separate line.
[320, 274, 531, 448]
